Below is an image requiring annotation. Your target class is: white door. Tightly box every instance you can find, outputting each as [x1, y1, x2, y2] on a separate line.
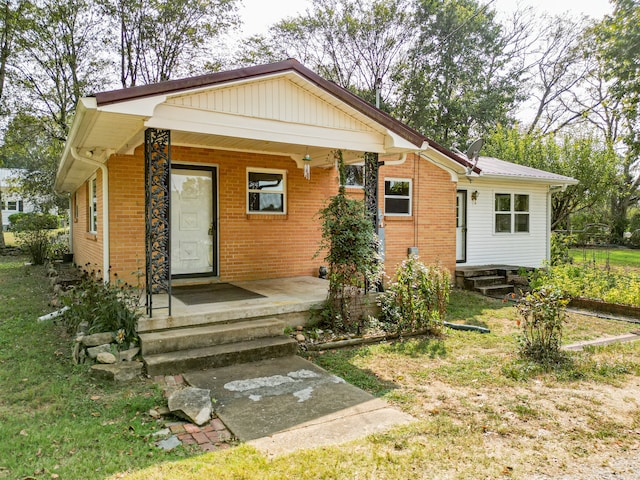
[171, 168, 216, 276]
[456, 191, 467, 263]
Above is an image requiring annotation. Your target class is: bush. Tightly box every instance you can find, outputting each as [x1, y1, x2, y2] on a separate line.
[60, 267, 142, 347]
[550, 232, 574, 266]
[12, 214, 58, 265]
[316, 151, 382, 333]
[515, 286, 568, 364]
[9, 212, 58, 230]
[378, 256, 450, 336]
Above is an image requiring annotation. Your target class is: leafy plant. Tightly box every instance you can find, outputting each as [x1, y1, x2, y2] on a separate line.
[60, 265, 142, 347]
[550, 232, 574, 266]
[12, 213, 58, 265]
[378, 255, 450, 335]
[316, 150, 382, 333]
[515, 286, 569, 364]
[49, 229, 70, 259]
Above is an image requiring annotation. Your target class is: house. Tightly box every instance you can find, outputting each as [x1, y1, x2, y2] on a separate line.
[54, 59, 579, 297]
[0, 168, 37, 231]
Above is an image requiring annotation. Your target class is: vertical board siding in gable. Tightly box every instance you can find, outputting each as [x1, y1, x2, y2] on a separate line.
[168, 79, 372, 133]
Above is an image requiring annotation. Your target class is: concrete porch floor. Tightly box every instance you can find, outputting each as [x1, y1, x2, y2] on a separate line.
[139, 276, 329, 333]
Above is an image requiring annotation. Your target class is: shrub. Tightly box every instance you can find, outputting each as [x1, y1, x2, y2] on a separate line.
[9, 212, 58, 230]
[316, 150, 382, 333]
[515, 286, 568, 364]
[550, 232, 574, 266]
[378, 256, 450, 336]
[12, 214, 58, 265]
[60, 267, 142, 347]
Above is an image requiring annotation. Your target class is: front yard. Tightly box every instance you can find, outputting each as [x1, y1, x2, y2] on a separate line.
[2, 255, 640, 479]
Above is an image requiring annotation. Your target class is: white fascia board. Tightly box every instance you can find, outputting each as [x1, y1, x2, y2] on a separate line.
[384, 130, 425, 151]
[146, 104, 386, 152]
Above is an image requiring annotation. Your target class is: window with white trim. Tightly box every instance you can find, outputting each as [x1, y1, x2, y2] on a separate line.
[494, 193, 529, 233]
[342, 163, 364, 188]
[384, 178, 412, 216]
[89, 176, 98, 233]
[247, 168, 286, 214]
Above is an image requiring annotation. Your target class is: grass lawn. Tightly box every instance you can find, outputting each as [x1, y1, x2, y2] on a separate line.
[2, 256, 640, 479]
[571, 246, 640, 272]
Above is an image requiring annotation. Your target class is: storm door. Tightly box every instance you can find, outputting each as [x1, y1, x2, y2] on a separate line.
[456, 190, 467, 263]
[170, 166, 217, 277]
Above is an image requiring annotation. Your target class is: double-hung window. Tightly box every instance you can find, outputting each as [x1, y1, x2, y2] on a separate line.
[89, 176, 98, 233]
[247, 168, 286, 214]
[384, 178, 412, 216]
[495, 193, 529, 233]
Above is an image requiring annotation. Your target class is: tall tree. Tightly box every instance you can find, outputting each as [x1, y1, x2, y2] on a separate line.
[483, 125, 617, 230]
[102, 0, 240, 87]
[234, 0, 413, 105]
[397, 0, 523, 148]
[595, 0, 640, 242]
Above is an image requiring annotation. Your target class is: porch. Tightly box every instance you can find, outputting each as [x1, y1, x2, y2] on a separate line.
[455, 265, 529, 297]
[137, 276, 329, 376]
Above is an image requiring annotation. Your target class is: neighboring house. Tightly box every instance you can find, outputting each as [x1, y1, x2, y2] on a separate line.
[0, 168, 36, 231]
[54, 59, 576, 306]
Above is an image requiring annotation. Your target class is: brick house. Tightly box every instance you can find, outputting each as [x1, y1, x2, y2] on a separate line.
[55, 59, 576, 316]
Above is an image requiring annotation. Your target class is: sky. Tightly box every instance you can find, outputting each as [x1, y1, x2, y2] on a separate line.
[237, 0, 613, 37]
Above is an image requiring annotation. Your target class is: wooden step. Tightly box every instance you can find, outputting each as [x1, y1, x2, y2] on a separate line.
[143, 336, 299, 376]
[464, 275, 506, 289]
[476, 284, 514, 297]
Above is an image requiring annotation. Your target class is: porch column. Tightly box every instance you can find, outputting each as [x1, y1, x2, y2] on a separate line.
[145, 128, 172, 317]
[364, 152, 379, 232]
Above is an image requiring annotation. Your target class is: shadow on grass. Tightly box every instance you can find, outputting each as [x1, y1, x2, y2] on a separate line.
[447, 289, 511, 327]
[306, 348, 398, 397]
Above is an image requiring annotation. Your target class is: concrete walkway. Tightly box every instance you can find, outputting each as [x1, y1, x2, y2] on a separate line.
[183, 356, 415, 456]
[562, 333, 640, 351]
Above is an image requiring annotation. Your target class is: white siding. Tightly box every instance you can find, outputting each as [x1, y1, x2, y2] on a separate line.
[167, 77, 375, 134]
[460, 179, 550, 268]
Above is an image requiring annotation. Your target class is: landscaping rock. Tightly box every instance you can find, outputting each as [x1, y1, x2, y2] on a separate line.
[82, 332, 114, 347]
[76, 322, 89, 335]
[168, 387, 213, 426]
[155, 435, 181, 451]
[90, 362, 143, 382]
[96, 352, 117, 364]
[87, 344, 112, 359]
[117, 347, 140, 362]
[295, 334, 306, 342]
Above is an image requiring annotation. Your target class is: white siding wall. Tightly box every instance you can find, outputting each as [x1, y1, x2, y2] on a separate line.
[461, 179, 550, 268]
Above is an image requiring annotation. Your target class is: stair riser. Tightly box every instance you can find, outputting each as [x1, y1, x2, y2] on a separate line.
[476, 286, 514, 297]
[145, 341, 298, 376]
[464, 277, 506, 288]
[140, 323, 285, 356]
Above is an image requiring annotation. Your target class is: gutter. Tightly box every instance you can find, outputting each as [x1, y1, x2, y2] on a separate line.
[70, 147, 110, 283]
[417, 150, 460, 182]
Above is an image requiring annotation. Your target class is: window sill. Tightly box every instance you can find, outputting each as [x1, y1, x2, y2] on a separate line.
[384, 215, 413, 221]
[246, 214, 288, 220]
[85, 233, 98, 241]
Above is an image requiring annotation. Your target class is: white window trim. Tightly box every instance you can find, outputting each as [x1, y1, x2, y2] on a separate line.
[89, 175, 98, 233]
[493, 192, 530, 235]
[246, 167, 287, 215]
[384, 178, 412, 216]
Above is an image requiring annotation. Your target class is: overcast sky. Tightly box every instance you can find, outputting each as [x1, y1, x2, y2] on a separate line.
[237, 0, 613, 37]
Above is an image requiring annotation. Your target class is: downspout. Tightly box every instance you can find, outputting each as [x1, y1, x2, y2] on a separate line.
[70, 147, 110, 283]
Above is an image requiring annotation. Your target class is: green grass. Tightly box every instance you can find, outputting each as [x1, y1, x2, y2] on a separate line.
[3, 260, 640, 479]
[0, 256, 191, 479]
[570, 246, 640, 271]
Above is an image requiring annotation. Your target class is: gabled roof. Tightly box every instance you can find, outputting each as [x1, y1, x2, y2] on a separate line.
[475, 156, 578, 185]
[55, 59, 474, 193]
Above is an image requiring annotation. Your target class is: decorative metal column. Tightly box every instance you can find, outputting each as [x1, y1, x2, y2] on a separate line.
[145, 128, 171, 317]
[364, 152, 379, 233]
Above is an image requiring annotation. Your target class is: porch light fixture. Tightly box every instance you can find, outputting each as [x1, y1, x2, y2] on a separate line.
[303, 152, 312, 180]
[471, 190, 479, 204]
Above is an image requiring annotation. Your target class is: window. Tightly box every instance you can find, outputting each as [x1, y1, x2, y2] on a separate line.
[247, 168, 286, 214]
[6, 200, 17, 211]
[384, 178, 412, 216]
[74, 192, 79, 222]
[494, 193, 529, 233]
[343, 163, 364, 188]
[89, 176, 97, 233]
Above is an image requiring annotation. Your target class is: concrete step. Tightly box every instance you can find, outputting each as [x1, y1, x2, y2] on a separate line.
[139, 317, 286, 356]
[464, 275, 506, 289]
[456, 268, 499, 279]
[137, 300, 323, 333]
[144, 336, 299, 376]
[476, 284, 514, 297]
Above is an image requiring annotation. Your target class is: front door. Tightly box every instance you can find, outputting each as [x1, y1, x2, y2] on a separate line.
[171, 166, 217, 277]
[456, 190, 467, 263]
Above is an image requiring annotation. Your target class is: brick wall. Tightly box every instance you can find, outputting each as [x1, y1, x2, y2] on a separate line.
[74, 149, 455, 285]
[71, 169, 104, 276]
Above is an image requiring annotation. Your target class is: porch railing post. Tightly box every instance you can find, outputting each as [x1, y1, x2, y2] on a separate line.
[145, 128, 172, 317]
[364, 152, 383, 291]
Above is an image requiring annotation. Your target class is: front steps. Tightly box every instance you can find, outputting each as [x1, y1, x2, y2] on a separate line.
[140, 316, 298, 376]
[456, 266, 524, 297]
